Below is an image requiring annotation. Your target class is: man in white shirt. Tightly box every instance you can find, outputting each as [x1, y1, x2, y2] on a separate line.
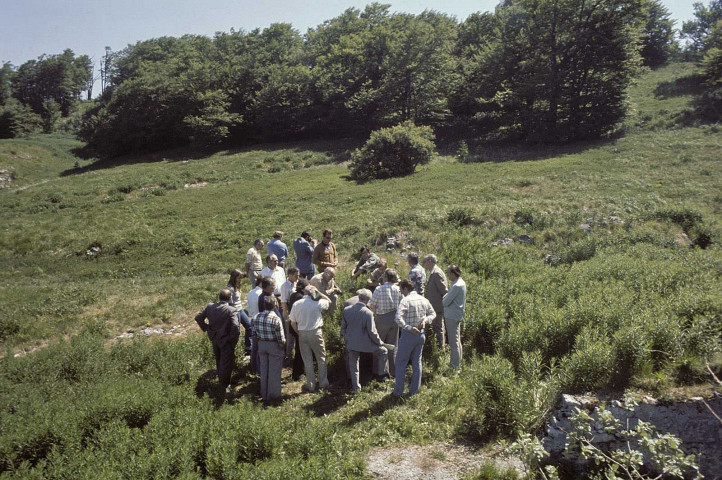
[280, 267, 299, 364]
[289, 286, 331, 391]
[260, 254, 287, 296]
[246, 275, 265, 372]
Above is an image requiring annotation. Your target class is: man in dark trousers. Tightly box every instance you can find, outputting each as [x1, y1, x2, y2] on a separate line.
[195, 289, 240, 394]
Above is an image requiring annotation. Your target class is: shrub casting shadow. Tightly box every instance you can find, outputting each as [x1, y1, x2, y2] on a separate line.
[653, 74, 705, 99]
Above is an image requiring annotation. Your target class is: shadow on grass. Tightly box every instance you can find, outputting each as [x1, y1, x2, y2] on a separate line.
[61, 137, 359, 177]
[653, 74, 705, 99]
[342, 393, 403, 427]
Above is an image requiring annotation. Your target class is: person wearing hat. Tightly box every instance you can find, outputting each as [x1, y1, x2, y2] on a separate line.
[341, 289, 389, 392]
[293, 231, 316, 279]
[267, 231, 289, 268]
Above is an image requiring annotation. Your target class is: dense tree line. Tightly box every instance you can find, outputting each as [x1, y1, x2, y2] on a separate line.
[0, 50, 91, 138]
[683, 0, 722, 120]
[4, 2, 679, 149]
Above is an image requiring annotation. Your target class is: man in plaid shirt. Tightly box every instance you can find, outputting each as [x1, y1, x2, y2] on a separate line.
[368, 269, 403, 378]
[393, 279, 436, 397]
[252, 296, 286, 402]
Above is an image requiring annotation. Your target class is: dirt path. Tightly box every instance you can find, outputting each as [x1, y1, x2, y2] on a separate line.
[365, 442, 523, 479]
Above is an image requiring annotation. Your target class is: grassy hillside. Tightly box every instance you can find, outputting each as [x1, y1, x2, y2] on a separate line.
[0, 63, 720, 478]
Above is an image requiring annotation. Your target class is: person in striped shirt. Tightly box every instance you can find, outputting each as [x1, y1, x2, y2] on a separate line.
[392, 279, 436, 398]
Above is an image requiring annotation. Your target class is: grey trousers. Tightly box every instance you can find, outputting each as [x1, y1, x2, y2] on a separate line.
[374, 311, 398, 377]
[431, 310, 445, 348]
[248, 270, 261, 289]
[348, 347, 388, 391]
[445, 317, 462, 369]
[258, 340, 284, 400]
[298, 328, 329, 390]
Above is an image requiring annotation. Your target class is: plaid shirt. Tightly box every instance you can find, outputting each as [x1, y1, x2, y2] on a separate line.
[395, 291, 435, 331]
[252, 310, 285, 344]
[408, 264, 426, 295]
[369, 282, 402, 315]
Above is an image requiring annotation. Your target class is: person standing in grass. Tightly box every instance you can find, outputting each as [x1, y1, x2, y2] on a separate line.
[293, 231, 316, 279]
[368, 269, 403, 378]
[407, 252, 426, 295]
[195, 289, 240, 395]
[392, 279, 435, 398]
[246, 275, 266, 373]
[341, 288, 389, 393]
[290, 285, 332, 392]
[253, 295, 286, 402]
[260, 254, 286, 296]
[227, 269, 253, 354]
[312, 229, 338, 272]
[266, 231, 289, 269]
[442, 264, 467, 370]
[280, 267, 299, 364]
[287, 278, 309, 381]
[245, 238, 264, 288]
[422, 255, 448, 349]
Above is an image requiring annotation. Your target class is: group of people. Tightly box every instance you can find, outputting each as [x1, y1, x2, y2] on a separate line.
[195, 229, 467, 402]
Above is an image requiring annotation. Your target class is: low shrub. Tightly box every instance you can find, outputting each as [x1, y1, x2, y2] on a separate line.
[348, 121, 435, 181]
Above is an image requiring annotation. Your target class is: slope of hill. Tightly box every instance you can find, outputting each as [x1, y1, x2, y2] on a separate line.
[0, 63, 720, 478]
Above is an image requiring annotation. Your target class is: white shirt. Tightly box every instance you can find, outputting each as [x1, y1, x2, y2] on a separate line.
[247, 286, 262, 318]
[289, 296, 330, 331]
[260, 266, 286, 295]
[280, 279, 296, 304]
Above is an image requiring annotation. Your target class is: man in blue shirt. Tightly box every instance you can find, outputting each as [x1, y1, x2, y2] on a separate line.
[267, 231, 289, 268]
[293, 231, 316, 279]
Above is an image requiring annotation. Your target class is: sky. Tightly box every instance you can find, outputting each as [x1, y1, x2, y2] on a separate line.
[0, 0, 698, 69]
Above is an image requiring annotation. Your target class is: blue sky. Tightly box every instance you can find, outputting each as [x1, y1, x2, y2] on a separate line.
[0, 0, 697, 68]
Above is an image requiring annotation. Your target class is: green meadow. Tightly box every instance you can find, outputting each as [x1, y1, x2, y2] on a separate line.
[0, 63, 720, 478]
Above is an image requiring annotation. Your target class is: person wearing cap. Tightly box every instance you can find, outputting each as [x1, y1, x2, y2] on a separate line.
[310, 267, 342, 314]
[341, 289, 389, 392]
[312, 229, 338, 271]
[368, 269, 402, 378]
[442, 264, 467, 370]
[195, 289, 240, 394]
[392, 279, 435, 397]
[267, 231, 289, 268]
[407, 252, 426, 295]
[260, 254, 286, 296]
[422, 254, 448, 349]
[245, 238, 264, 288]
[293, 231, 316, 279]
[289, 285, 332, 392]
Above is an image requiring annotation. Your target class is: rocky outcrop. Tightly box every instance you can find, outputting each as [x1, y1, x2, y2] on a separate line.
[543, 393, 722, 479]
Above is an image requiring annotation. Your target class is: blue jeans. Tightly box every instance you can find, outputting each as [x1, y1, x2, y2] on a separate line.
[393, 329, 425, 396]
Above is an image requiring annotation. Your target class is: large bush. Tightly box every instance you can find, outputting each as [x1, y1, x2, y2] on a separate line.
[348, 121, 435, 181]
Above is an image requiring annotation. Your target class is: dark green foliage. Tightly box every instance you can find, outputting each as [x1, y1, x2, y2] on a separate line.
[682, 0, 722, 55]
[349, 121, 435, 180]
[0, 99, 42, 138]
[452, 0, 642, 142]
[10, 49, 92, 128]
[639, 0, 676, 67]
[447, 207, 475, 226]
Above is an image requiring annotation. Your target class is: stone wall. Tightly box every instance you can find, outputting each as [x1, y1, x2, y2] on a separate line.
[543, 393, 722, 479]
